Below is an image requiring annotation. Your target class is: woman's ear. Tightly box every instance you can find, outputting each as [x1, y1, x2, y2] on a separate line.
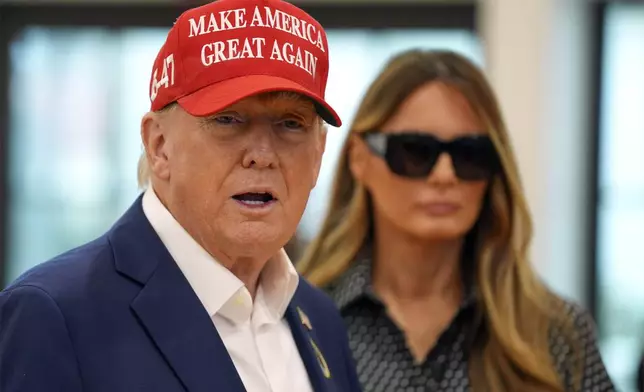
[348, 134, 369, 183]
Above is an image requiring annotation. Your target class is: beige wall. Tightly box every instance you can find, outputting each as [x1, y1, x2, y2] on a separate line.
[481, 0, 593, 305]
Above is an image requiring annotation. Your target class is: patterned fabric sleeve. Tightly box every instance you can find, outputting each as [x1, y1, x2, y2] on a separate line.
[550, 301, 617, 392]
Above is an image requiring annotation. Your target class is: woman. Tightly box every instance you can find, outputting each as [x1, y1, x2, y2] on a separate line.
[298, 49, 615, 392]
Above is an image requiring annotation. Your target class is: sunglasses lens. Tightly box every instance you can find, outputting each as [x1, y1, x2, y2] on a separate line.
[384, 134, 440, 178]
[449, 137, 499, 180]
[365, 133, 500, 181]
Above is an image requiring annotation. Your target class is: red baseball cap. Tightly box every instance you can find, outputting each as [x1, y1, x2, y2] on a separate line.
[148, 0, 341, 127]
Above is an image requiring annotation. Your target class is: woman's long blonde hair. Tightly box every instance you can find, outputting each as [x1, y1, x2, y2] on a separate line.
[298, 49, 581, 392]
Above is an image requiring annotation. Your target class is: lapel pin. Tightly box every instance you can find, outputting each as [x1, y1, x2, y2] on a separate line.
[309, 338, 331, 379]
[297, 307, 312, 330]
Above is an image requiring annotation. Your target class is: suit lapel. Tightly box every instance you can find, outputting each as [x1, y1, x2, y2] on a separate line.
[131, 260, 246, 392]
[110, 196, 246, 392]
[285, 296, 333, 392]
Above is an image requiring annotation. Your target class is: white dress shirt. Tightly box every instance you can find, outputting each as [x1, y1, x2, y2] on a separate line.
[142, 188, 313, 392]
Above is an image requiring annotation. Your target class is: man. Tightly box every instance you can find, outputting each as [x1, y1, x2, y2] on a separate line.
[0, 1, 361, 391]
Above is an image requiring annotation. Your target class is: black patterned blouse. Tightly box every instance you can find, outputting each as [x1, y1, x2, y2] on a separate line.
[326, 257, 616, 392]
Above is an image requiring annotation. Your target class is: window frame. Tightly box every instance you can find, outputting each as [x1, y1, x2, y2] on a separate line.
[588, 3, 644, 389]
[587, 1, 608, 322]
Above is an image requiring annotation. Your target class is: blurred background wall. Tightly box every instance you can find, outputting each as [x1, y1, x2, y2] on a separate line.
[0, 0, 642, 390]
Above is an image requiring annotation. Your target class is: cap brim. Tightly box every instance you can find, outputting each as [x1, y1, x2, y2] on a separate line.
[177, 75, 341, 127]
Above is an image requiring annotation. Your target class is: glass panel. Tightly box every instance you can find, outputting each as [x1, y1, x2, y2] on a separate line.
[7, 27, 168, 283]
[6, 26, 482, 284]
[597, 4, 644, 391]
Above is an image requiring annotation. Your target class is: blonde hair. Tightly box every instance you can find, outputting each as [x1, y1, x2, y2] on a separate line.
[297, 49, 581, 392]
[137, 152, 152, 190]
[136, 91, 323, 189]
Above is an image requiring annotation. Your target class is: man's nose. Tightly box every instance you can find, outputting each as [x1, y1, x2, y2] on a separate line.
[241, 125, 279, 169]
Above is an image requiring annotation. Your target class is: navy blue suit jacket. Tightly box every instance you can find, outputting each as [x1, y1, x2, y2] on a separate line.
[0, 196, 361, 392]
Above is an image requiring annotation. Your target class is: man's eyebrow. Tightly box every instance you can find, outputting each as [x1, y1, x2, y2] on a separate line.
[196, 100, 319, 126]
[268, 100, 317, 116]
[197, 113, 227, 127]
[283, 106, 316, 116]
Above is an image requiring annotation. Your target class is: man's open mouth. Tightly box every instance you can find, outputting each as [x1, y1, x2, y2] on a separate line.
[232, 192, 276, 206]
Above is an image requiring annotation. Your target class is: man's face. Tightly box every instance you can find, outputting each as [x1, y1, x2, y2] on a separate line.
[143, 92, 327, 259]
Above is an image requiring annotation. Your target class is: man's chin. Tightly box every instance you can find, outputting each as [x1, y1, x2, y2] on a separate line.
[223, 221, 287, 254]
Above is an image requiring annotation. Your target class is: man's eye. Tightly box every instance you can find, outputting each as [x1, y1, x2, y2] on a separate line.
[213, 115, 240, 124]
[281, 119, 305, 130]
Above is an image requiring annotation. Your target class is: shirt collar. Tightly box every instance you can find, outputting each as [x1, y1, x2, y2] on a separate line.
[141, 188, 299, 324]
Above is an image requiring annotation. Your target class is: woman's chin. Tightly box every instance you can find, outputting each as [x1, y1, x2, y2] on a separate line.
[406, 220, 471, 242]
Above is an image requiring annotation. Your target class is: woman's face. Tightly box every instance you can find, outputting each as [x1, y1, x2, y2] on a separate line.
[350, 82, 491, 241]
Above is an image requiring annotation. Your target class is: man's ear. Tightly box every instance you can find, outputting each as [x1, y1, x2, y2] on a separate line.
[140, 111, 171, 182]
[310, 124, 328, 190]
[348, 134, 369, 183]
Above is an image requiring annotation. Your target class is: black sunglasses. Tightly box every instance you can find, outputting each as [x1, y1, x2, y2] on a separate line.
[361, 132, 501, 181]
